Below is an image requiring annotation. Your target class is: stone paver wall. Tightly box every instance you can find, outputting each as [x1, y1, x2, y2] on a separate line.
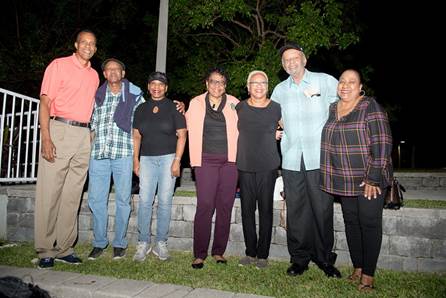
[3, 187, 445, 273]
[394, 172, 446, 190]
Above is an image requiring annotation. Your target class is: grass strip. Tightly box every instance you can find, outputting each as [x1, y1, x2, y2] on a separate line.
[403, 200, 446, 209]
[0, 242, 445, 297]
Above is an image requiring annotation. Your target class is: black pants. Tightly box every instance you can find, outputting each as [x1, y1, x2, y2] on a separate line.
[340, 193, 384, 276]
[282, 160, 334, 266]
[239, 170, 277, 259]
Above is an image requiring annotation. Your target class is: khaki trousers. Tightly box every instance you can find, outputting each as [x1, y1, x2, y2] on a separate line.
[34, 120, 91, 258]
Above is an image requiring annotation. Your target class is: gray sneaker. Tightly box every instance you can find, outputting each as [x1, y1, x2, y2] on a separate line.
[256, 258, 268, 269]
[239, 256, 256, 266]
[152, 241, 169, 261]
[133, 242, 151, 262]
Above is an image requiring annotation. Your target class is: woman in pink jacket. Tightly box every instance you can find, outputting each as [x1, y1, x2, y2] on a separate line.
[186, 67, 239, 269]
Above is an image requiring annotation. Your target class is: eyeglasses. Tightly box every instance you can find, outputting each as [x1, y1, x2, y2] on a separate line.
[208, 79, 226, 86]
[248, 81, 268, 86]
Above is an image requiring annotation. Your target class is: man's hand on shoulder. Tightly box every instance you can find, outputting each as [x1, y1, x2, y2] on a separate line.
[173, 100, 186, 114]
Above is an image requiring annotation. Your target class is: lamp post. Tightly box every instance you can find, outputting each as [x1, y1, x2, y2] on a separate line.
[398, 140, 405, 168]
[156, 0, 169, 72]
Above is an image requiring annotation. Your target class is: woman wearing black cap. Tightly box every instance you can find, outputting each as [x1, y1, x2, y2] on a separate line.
[132, 71, 187, 262]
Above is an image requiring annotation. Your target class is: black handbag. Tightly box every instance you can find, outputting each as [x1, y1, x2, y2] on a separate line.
[384, 178, 405, 210]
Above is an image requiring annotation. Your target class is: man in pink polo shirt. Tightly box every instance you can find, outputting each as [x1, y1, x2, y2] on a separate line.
[34, 29, 99, 269]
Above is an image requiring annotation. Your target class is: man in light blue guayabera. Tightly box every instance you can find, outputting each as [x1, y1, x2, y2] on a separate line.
[271, 42, 341, 279]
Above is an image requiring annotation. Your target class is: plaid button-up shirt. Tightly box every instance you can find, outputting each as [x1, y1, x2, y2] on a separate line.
[90, 88, 144, 160]
[320, 97, 393, 196]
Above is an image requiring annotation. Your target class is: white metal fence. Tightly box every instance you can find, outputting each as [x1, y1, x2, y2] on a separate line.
[0, 88, 40, 182]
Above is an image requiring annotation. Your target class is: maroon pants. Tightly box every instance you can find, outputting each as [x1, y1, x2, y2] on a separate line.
[193, 153, 238, 259]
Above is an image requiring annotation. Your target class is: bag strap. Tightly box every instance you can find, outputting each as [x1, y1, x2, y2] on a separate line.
[394, 178, 405, 202]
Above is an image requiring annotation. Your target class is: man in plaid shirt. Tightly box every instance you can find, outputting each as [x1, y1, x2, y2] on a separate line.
[87, 58, 144, 260]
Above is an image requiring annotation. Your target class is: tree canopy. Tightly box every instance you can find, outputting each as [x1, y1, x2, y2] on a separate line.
[168, 0, 361, 98]
[1, 0, 362, 100]
[0, 0, 158, 96]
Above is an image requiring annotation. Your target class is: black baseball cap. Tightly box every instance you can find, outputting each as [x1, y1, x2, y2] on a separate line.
[148, 71, 169, 85]
[279, 42, 304, 57]
[101, 58, 126, 70]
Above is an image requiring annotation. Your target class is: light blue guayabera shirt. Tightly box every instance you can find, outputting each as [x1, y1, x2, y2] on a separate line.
[271, 69, 338, 171]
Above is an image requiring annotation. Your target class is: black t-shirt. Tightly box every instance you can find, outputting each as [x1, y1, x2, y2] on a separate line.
[236, 100, 281, 172]
[203, 94, 228, 154]
[133, 98, 186, 156]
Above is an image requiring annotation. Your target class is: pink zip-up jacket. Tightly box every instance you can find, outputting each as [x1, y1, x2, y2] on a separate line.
[186, 92, 239, 167]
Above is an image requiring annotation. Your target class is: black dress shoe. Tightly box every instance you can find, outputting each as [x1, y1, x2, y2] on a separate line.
[192, 261, 204, 269]
[328, 252, 337, 265]
[216, 259, 227, 264]
[319, 263, 342, 278]
[286, 263, 309, 276]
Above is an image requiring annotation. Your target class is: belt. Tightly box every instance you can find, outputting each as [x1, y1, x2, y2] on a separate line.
[51, 116, 90, 128]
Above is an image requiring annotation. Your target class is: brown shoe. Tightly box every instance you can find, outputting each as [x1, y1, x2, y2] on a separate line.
[347, 268, 362, 283]
[358, 274, 374, 292]
[192, 258, 204, 269]
[212, 255, 227, 264]
[358, 283, 375, 292]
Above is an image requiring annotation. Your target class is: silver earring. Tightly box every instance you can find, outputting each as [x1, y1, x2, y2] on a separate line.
[360, 90, 365, 96]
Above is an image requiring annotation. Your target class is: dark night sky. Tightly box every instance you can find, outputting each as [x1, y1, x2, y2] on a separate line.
[355, 2, 442, 168]
[1, 1, 442, 168]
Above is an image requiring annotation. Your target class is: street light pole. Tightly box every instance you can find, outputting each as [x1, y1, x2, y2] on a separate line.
[398, 140, 405, 168]
[156, 0, 169, 72]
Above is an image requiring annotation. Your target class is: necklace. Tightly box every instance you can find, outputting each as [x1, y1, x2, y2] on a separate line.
[209, 98, 221, 110]
[152, 97, 164, 114]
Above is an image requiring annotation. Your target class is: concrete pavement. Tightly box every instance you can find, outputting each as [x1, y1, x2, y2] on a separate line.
[404, 189, 446, 201]
[0, 265, 272, 298]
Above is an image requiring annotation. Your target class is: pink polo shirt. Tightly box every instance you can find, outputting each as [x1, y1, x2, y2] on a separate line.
[40, 53, 99, 123]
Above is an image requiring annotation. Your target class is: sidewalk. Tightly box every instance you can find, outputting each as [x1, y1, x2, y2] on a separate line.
[405, 189, 446, 201]
[0, 265, 272, 298]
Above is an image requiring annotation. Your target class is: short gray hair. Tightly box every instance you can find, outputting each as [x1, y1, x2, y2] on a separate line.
[246, 70, 268, 88]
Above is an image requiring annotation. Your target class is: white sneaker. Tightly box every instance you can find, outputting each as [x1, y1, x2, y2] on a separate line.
[133, 242, 151, 262]
[152, 241, 169, 261]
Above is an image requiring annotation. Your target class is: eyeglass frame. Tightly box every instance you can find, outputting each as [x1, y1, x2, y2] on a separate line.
[208, 79, 227, 87]
[248, 81, 268, 86]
